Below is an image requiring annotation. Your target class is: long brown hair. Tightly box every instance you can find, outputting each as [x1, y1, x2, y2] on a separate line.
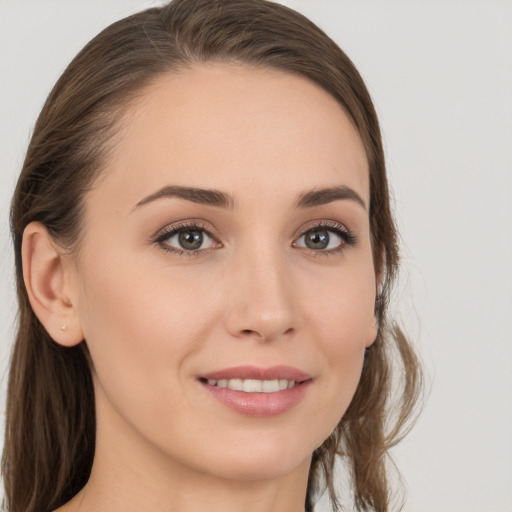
[3, 1, 422, 511]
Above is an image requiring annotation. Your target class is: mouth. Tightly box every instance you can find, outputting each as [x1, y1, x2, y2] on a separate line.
[199, 377, 298, 393]
[197, 365, 313, 416]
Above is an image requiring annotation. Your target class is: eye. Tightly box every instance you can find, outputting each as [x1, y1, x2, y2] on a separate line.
[294, 223, 356, 253]
[156, 224, 219, 254]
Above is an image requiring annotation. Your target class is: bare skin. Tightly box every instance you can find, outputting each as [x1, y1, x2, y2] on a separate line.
[24, 64, 376, 512]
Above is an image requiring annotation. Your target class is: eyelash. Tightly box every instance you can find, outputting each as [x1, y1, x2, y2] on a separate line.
[154, 222, 218, 257]
[294, 221, 357, 256]
[154, 221, 357, 257]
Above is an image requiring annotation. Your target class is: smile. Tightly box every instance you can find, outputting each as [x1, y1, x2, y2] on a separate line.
[205, 378, 296, 393]
[199, 365, 312, 416]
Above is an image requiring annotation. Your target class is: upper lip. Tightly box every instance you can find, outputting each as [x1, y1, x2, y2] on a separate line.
[199, 365, 312, 382]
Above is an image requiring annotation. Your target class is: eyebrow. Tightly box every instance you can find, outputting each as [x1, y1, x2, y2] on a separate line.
[133, 185, 234, 210]
[296, 185, 366, 210]
[133, 184, 366, 211]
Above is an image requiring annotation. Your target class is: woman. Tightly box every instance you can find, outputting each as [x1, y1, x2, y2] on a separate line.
[2, 1, 422, 511]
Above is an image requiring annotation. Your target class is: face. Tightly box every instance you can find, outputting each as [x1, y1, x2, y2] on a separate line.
[69, 64, 377, 482]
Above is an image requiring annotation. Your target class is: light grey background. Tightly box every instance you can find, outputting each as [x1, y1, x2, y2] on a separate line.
[1, 1, 511, 511]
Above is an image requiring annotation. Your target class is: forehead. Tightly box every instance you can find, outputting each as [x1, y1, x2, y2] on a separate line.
[94, 63, 369, 210]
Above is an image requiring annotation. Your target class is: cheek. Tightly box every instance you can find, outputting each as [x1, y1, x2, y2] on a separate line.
[306, 257, 376, 351]
[75, 249, 226, 422]
[302, 260, 376, 421]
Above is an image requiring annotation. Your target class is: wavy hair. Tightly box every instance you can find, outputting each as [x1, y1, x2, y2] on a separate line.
[3, 1, 422, 511]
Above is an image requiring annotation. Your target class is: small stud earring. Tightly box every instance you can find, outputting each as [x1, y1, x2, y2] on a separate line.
[61, 324, 67, 331]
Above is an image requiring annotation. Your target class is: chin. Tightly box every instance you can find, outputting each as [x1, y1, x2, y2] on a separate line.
[186, 430, 316, 482]
[205, 455, 310, 483]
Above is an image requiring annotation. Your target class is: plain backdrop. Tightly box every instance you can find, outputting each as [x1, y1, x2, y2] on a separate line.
[0, 1, 511, 511]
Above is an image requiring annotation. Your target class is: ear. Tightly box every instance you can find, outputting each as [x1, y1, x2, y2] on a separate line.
[375, 248, 386, 298]
[22, 222, 84, 346]
[365, 315, 379, 348]
[366, 251, 386, 348]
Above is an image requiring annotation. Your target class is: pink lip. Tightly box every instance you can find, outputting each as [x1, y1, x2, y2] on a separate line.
[200, 365, 312, 382]
[198, 365, 313, 417]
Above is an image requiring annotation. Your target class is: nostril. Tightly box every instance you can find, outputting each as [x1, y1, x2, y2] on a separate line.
[239, 327, 294, 339]
[241, 329, 258, 336]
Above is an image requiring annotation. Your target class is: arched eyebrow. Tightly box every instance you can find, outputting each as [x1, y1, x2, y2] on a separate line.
[296, 185, 366, 210]
[133, 185, 234, 211]
[132, 184, 366, 211]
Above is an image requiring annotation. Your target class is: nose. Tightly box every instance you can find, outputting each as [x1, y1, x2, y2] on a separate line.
[223, 247, 297, 342]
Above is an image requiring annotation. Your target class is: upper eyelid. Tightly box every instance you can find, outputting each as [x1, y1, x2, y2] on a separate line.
[294, 220, 351, 238]
[153, 220, 218, 241]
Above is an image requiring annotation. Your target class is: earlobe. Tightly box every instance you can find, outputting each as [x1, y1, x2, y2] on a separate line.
[22, 222, 83, 347]
[365, 316, 379, 348]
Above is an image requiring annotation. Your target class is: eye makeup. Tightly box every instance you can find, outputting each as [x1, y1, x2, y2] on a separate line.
[153, 218, 357, 259]
[293, 220, 357, 255]
[154, 221, 222, 256]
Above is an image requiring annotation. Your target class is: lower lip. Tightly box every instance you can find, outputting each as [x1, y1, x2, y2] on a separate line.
[201, 381, 312, 417]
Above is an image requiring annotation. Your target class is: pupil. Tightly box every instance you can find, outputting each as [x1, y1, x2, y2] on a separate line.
[306, 230, 329, 250]
[179, 230, 203, 250]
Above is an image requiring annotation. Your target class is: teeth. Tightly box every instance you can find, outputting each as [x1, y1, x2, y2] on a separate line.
[243, 379, 262, 392]
[206, 378, 296, 393]
[262, 379, 279, 392]
[229, 379, 243, 391]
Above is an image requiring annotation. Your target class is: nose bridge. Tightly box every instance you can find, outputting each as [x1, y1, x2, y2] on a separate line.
[225, 238, 296, 341]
